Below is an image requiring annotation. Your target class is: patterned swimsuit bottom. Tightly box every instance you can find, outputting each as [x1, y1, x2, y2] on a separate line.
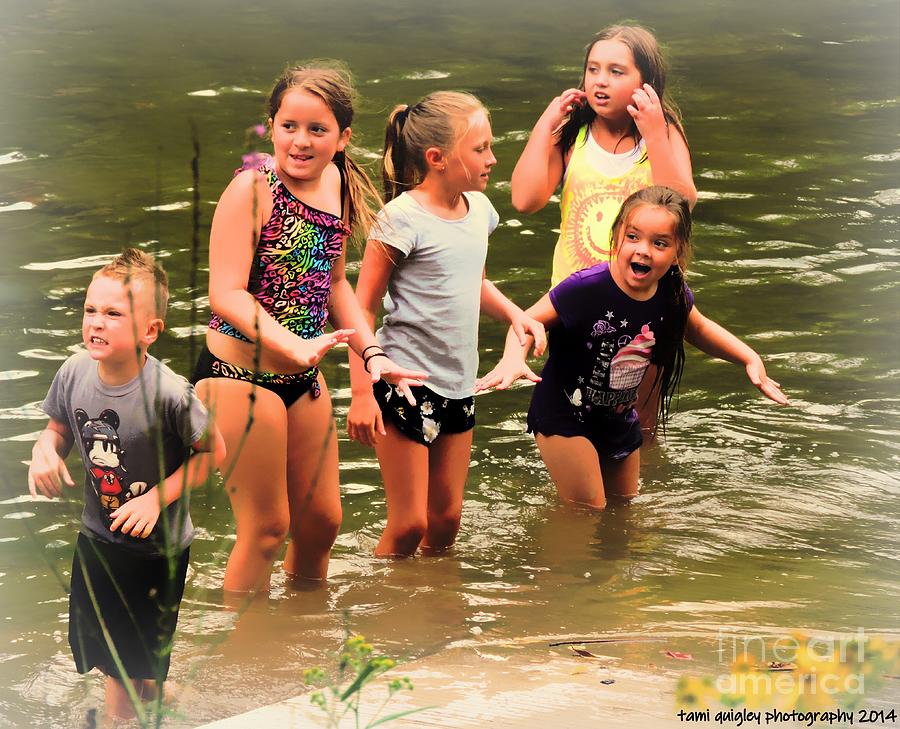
[191, 344, 319, 409]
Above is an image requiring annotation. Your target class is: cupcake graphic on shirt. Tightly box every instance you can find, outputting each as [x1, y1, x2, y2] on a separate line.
[608, 325, 655, 390]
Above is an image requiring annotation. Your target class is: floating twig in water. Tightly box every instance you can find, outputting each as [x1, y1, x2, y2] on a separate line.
[549, 637, 666, 647]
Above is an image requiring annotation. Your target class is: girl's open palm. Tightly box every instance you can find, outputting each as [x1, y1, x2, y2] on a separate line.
[368, 356, 428, 406]
[292, 329, 355, 369]
[746, 360, 789, 405]
[474, 356, 541, 393]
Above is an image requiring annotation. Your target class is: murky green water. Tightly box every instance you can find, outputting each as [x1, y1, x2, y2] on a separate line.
[1, 0, 898, 726]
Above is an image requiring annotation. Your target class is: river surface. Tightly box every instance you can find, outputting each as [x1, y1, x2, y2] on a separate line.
[0, 0, 898, 726]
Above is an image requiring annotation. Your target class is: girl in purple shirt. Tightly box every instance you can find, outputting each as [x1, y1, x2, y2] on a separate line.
[477, 186, 788, 509]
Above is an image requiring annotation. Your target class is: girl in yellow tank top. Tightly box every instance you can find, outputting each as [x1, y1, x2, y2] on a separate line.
[511, 24, 697, 287]
[511, 25, 726, 439]
[554, 125, 653, 285]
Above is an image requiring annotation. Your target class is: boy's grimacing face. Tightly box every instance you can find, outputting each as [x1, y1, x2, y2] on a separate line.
[82, 274, 162, 364]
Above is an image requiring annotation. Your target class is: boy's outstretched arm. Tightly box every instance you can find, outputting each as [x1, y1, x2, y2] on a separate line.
[685, 307, 789, 405]
[28, 419, 75, 498]
[109, 425, 226, 539]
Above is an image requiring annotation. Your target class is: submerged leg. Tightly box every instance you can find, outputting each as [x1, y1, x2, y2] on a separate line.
[374, 422, 430, 557]
[535, 433, 608, 509]
[196, 378, 290, 594]
[422, 429, 473, 553]
[283, 374, 342, 581]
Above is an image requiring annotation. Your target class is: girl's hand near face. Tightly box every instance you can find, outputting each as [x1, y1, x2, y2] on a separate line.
[627, 83, 668, 140]
[541, 88, 587, 131]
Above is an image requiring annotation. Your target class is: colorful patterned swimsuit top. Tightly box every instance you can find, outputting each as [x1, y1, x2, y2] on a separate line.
[208, 158, 349, 345]
[551, 125, 653, 287]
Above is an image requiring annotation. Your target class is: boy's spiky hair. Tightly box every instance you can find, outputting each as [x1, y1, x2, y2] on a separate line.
[96, 248, 169, 318]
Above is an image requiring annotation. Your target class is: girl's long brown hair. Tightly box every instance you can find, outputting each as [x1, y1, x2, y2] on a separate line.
[267, 62, 382, 244]
[558, 25, 687, 159]
[609, 186, 693, 431]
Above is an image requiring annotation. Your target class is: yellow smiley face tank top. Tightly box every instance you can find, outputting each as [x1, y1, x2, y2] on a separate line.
[551, 125, 653, 287]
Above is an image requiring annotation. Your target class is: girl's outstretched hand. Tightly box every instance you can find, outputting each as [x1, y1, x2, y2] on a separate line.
[474, 356, 541, 393]
[542, 88, 587, 130]
[348, 394, 385, 447]
[627, 83, 667, 140]
[368, 356, 428, 406]
[292, 329, 355, 369]
[746, 358, 789, 405]
[509, 312, 547, 357]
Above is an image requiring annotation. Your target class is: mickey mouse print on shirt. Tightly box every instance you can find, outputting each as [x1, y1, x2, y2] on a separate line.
[74, 409, 149, 523]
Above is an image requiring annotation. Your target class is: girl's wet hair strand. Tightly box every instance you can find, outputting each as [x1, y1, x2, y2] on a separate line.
[609, 185, 693, 432]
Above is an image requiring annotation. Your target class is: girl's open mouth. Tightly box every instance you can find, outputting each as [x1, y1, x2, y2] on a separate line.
[630, 262, 651, 276]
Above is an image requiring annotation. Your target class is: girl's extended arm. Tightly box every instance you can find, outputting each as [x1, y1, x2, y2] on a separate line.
[109, 425, 227, 538]
[475, 293, 560, 392]
[628, 84, 697, 206]
[685, 307, 788, 405]
[330, 244, 426, 398]
[28, 418, 75, 498]
[510, 89, 585, 213]
[480, 274, 547, 354]
[207, 171, 352, 369]
[346, 241, 423, 447]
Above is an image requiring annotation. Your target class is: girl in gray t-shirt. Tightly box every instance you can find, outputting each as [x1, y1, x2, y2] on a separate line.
[347, 91, 546, 558]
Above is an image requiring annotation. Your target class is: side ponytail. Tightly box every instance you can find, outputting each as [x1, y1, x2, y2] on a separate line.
[382, 104, 411, 203]
[380, 91, 485, 202]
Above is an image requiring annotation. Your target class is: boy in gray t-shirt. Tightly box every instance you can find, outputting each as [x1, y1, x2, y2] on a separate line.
[28, 249, 224, 722]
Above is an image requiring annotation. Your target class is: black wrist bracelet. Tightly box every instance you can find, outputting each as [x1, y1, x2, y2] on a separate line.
[360, 344, 383, 359]
[363, 351, 390, 373]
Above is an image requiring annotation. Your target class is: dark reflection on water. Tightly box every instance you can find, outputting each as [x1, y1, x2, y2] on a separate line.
[1, 0, 898, 725]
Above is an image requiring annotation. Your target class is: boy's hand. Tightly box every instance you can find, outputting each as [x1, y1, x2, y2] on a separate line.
[28, 442, 75, 499]
[109, 487, 161, 539]
[509, 312, 547, 357]
[746, 358, 789, 405]
[474, 356, 541, 393]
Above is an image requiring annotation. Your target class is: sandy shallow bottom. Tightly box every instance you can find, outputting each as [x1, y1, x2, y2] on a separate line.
[193, 642, 704, 729]
[193, 635, 900, 729]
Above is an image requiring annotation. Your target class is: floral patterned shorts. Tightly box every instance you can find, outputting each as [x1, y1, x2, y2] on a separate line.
[372, 380, 475, 446]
